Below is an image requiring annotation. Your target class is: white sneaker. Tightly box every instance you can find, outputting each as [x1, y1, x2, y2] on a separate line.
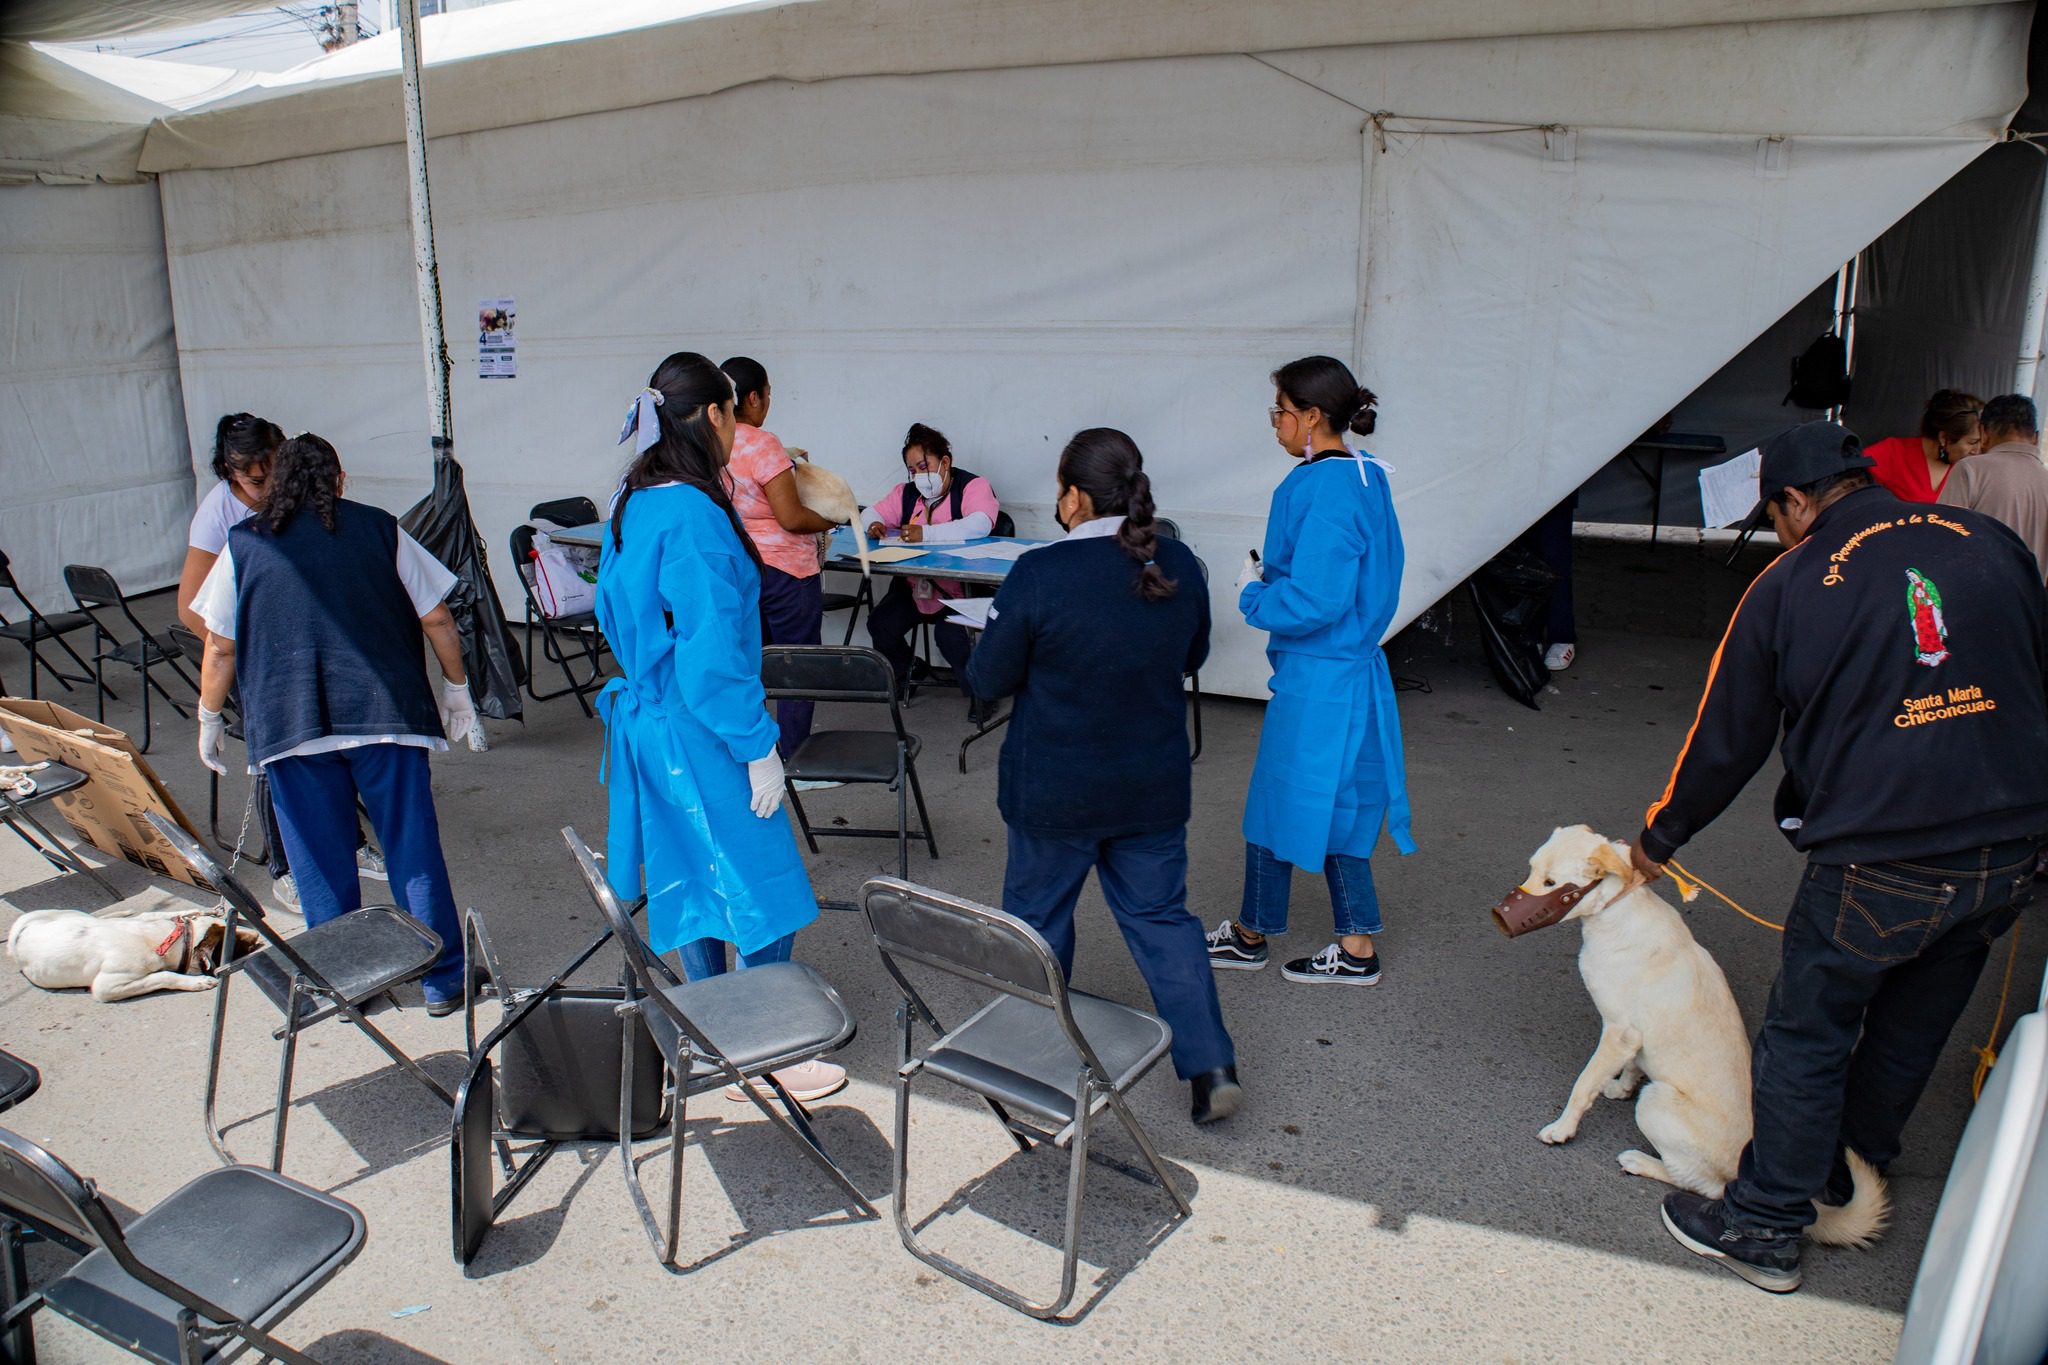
[272, 872, 300, 911]
[356, 845, 389, 880]
[1544, 642, 1576, 672]
[725, 1059, 848, 1104]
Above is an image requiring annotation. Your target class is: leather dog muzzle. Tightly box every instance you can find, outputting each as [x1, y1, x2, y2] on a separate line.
[1492, 882, 1592, 938]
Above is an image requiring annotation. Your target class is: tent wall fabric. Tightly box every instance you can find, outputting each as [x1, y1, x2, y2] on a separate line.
[150, 6, 2029, 697]
[0, 181, 193, 614]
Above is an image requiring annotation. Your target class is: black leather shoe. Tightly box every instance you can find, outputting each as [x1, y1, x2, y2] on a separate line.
[967, 697, 997, 726]
[1190, 1066, 1241, 1125]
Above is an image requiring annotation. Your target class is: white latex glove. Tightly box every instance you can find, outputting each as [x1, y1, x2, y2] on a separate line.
[1235, 552, 1263, 593]
[747, 750, 786, 818]
[439, 677, 477, 746]
[197, 706, 227, 775]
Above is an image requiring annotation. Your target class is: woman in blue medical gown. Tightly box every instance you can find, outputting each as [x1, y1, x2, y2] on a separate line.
[596, 350, 843, 1098]
[1204, 355, 1415, 989]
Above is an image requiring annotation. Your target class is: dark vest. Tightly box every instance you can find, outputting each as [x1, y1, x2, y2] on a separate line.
[230, 499, 443, 765]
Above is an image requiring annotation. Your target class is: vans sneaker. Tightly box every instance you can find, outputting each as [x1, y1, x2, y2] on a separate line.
[1205, 919, 1269, 971]
[1660, 1191, 1802, 1293]
[1280, 944, 1381, 986]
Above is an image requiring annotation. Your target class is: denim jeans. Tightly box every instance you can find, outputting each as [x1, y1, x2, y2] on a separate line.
[1238, 841, 1384, 939]
[677, 932, 796, 983]
[1723, 838, 2038, 1235]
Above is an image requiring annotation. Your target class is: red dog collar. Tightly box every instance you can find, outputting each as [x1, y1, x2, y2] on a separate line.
[155, 914, 196, 960]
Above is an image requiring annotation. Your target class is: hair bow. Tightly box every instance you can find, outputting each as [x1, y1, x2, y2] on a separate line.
[617, 387, 665, 454]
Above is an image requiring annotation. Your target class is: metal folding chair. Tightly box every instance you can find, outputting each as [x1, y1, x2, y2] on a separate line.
[0, 762, 118, 899]
[449, 907, 668, 1264]
[761, 645, 937, 877]
[0, 551, 97, 701]
[562, 827, 877, 1269]
[146, 813, 455, 1173]
[63, 564, 197, 752]
[0, 1051, 38, 1115]
[0, 1126, 364, 1365]
[528, 496, 599, 531]
[861, 875, 1192, 1319]
[510, 523, 607, 716]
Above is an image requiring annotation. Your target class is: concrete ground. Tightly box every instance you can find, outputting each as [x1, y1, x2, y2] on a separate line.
[2, 530, 2038, 1363]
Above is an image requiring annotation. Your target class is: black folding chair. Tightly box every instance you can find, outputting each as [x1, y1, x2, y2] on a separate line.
[0, 1126, 364, 1365]
[1153, 520, 1205, 761]
[449, 907, 668, 1265]
[562, 827, 876, 1269]
[0, 551, 97, 701]
[861, 875, 1191, 1319]
[145, 814, 455, 1173]
[0, 762, 118, 899]
[760, 645, 937, 877]
[510, 524, 607, 717]
[63, 564, 197, 752]
[0, 1052, 38, 1114]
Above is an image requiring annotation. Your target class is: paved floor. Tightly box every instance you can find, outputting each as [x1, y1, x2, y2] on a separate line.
[2, 533, 2037, 1362]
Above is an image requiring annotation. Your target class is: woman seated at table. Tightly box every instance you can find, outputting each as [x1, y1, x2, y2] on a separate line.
[863, 422, 1001, 717]
[1865, 389, 1984, 503]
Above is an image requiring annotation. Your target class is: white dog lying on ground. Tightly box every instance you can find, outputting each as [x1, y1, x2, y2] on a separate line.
[8, 907, 259, 1002]
[1506, 825, 1888, 1247]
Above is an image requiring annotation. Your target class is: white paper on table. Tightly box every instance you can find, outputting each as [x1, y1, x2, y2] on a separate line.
[943, 613, 987, 631]
[939, 597, 994, 628]
[1697, 447, 1763, 528]
[935, 540, 1038, 562]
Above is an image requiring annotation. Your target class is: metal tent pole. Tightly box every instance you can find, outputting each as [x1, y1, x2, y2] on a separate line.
[395, 0, 450, 442]
[2014, 158, 2048, 397]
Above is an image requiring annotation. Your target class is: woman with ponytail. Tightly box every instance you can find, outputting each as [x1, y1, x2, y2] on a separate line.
[1205, 355, 1415, 990]
[966, 428, 1239, 1125]
[595, 351, 841, 1100]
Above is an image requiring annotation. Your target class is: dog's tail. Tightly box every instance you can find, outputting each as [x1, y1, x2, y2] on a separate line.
[850, 506, 873, 578]
[1807, 1149, 1889, 1248]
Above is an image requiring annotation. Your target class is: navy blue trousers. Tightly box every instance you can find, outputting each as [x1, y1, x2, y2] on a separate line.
[759, 565, 823, 758]
[1531, 494, 1577, 646]
[1002, 826, 1235, 1079]
[265, 744, 465, 1002]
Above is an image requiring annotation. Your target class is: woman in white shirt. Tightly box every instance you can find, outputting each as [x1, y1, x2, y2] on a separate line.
[177, 414, 280, 635]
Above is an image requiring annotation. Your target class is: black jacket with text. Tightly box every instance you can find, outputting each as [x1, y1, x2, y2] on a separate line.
[1641, 485, 2048, 866]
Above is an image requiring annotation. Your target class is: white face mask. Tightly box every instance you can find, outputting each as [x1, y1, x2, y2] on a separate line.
[912, 470, 946, 499]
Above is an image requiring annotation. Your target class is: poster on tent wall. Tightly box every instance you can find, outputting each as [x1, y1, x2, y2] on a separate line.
[478, 298, 516, 378]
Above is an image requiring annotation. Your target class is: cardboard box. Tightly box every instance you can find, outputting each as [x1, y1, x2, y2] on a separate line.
[0, 698, 214, 892]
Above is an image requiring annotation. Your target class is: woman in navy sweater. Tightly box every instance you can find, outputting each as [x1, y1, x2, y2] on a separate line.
[966, 429, 1239, 1124]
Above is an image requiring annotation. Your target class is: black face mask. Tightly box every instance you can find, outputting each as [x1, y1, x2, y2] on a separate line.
[1054, 488, 1072, 532]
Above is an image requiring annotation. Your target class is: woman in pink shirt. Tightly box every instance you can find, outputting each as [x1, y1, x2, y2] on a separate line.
[862, 422, 1002, 717]
[721, 357, 839, 756]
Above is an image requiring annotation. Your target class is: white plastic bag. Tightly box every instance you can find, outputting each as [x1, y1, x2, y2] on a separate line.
[528, 527, 598, 618]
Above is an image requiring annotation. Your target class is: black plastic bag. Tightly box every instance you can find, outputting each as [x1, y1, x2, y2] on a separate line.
[1468, 546, 1556, 710]
[399, 440, 524, 723]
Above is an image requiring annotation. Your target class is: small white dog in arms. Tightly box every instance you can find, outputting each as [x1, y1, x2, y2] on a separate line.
[1514, 825, 1887, 1247]
[785, 447, 872, 576]
[8, 907, 259, 1002]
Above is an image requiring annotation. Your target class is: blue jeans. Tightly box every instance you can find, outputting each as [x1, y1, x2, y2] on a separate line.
[1003, 826, 1235, 1079]
[265, 744, 465, 1002]
[1723, 839, 2038, 1235]
[1238, 842, 1384, 939]
[678, 932, 796, 983]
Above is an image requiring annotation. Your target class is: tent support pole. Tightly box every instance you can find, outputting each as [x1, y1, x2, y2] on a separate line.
[396, 0, 451, 442]
[2014, 161, 2048, 397]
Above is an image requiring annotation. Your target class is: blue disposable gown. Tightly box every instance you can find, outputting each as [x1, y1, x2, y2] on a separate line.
[595, 484, 818, 955]
[1240, 452, 1416, 869]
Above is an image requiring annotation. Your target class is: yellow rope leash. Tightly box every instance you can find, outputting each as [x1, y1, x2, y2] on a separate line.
[1663, 857, 2024, 1102]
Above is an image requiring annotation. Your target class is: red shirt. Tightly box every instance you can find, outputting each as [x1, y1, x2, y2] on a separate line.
[1865, 435, 1953, 504]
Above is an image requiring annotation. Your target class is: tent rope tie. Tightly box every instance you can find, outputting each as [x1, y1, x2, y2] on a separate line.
[2001, 127, 2048, 154]
[1666, 857, 2023, 1102]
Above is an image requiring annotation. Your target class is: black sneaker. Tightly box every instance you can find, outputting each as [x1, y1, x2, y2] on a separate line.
[1280, 944, 1381, 986]
[1660, 1191, 1802, 1293]
[1204, 920, 1268, 971]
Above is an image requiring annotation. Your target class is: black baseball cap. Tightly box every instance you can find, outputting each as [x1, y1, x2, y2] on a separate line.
[1750, 420, 1874, 521]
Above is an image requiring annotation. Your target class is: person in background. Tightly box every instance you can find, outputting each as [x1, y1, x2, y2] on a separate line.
[1864, 389, 1983, 503]
[178, 412, 384, 908]
[1632, 420, 2048, 1293]
[864, 423, 1002, 720]
[1938, 393, 2048, 581]
[720, 357, 840, 764]
[190, 434, 473, 1014]
[1207, 355, 1416, 987]
[967, 428, 1239, 1124]
[1531, 492, 1579, 671]
[597, 352, 842, 1103]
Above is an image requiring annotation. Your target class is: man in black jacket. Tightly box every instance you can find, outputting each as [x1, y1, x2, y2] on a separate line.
[1630, 421, 2048, 1293]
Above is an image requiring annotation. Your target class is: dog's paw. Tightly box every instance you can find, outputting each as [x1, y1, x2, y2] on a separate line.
[1602, 1076, 1640, 1100]
[1617, 1149, 1669, 1181]
[1538, 1119, 1578, 1145]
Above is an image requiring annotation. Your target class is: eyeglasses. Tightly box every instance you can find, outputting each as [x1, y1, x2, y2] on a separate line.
[1269, 405, 1305, 426]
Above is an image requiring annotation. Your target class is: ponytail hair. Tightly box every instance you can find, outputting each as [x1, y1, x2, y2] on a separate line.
[255, 433, 341, 534]
[212, 412, 283, 480]
[614, 351, 758, 565]
[1273, 355, 1378, 437]
[1057, 427, 1176, 602]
